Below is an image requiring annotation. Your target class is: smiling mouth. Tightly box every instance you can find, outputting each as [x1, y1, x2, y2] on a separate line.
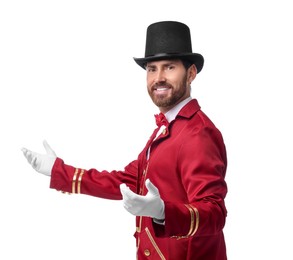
[155, 87, 169, 92]
[153, 84, 172, 92]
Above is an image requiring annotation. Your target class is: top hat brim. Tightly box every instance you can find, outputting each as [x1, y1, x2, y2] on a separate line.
[133, 53, 204, 73]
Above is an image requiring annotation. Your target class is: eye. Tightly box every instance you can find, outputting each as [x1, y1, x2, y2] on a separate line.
[147, 66, 156, 72]
[167, 65, 175, 70]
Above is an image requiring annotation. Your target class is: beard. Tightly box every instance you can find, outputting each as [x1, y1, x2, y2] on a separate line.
[148, 73, 189, 109]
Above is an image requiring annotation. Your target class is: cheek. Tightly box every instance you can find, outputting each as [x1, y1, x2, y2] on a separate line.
[146, 74, 153, 84]
[146, 76, 154, 89]
[168, 72, 182, 85]
[146, 82, 152, 94]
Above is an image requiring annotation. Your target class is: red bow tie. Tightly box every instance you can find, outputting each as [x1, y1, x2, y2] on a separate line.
[155, 113, 169, 127]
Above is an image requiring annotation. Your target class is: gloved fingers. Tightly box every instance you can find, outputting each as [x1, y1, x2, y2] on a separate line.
[120, 184, 132, 211]
[145, 179, 159, 196]
[22, 148, 33, 164]
[120, 183, 137, 200]
[119, 183, 128, 197]
[31, 156, 38, 169]
[120, 184, 145, 211]
[43, 140, 56, 156]
[21, 144, 55, 176]
[22, 148, 40, 169]
[21, 148, 29, 159]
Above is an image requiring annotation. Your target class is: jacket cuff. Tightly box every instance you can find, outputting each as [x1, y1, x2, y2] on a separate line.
[153, 201, 199, 238]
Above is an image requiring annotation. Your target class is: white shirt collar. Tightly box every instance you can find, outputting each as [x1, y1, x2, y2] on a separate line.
[164, 97, 192, 123]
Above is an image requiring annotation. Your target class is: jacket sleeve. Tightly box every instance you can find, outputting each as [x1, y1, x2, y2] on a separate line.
[50, 158, 138, 200]
[153, 126, 227, 238]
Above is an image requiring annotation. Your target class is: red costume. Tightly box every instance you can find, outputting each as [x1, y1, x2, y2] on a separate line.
[50, 99, 228, 260]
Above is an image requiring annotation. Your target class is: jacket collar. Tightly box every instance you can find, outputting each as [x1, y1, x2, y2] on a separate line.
[177, 98, 201, 119]
[164, 98, 201, 123]
[165, 97, 192, 123]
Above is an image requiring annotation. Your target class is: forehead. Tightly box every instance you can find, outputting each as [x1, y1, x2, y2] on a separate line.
[146, 59, 183, 67]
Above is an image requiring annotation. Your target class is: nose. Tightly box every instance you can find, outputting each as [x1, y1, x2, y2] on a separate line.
[154, 70, 166, 84]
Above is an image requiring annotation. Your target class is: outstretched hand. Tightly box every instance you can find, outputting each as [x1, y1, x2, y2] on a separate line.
[120, 179, 165, 220]
[22, 140, 57, 176]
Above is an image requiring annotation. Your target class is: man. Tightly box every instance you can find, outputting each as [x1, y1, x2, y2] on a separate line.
[22, 21, 228, 259]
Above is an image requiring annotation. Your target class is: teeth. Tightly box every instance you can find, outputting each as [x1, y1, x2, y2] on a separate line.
[156, 88, 168, 91]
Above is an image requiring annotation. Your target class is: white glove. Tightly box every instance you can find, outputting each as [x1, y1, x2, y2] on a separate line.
[21, 140, 57, 176]
[120, 179, 165, 220]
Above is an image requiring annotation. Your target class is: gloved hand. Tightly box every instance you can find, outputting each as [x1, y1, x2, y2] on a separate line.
[21, 140, 57, 176]
[120, 179, 165, 220]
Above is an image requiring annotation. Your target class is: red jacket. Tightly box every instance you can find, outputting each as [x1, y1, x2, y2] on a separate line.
[50, 99, 228, 260]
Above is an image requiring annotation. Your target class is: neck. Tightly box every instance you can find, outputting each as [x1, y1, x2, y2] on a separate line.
[163, 97, 192, 122]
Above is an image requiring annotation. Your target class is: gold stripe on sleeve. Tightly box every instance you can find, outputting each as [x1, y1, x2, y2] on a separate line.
[72, 168, 79, 194]
[77, 169, 85, 194]
[190, 206, 199, 236]
[184, 204, 195, 237]
[171, 205, 199, 240]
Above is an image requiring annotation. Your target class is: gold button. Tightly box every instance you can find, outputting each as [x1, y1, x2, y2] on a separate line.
[144, 249, 151, 256]
[162, 129, 166, 135]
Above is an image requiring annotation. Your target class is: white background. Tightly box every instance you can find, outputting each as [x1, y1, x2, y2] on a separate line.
[1, 0, 292, 259]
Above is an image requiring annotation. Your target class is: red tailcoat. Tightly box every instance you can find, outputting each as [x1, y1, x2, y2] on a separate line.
[50, 99, 228, 260]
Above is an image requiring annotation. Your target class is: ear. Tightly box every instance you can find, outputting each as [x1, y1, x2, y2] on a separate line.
[188, 64, 197, 84]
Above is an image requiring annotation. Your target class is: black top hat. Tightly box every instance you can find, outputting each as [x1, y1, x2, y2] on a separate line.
[134, 21, 204, 73]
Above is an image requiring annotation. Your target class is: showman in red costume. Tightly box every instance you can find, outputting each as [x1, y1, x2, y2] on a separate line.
[22, 21, 228, 260]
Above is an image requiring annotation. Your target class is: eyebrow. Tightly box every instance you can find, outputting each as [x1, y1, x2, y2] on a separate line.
[146, 61, 179, 69]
